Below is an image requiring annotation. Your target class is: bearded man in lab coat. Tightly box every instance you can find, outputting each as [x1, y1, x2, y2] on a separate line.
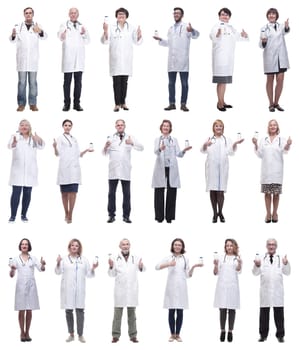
[253, 238, 290, 343]
[103, 119, 144, 223]
[108, 239, 145, 343]
[58, 8, 90, 112]
[153, 7, 199, 112]
[10, 7, 47, 112]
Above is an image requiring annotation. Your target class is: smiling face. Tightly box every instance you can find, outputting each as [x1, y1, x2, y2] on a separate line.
[69, 240, 80, 256]
[69, 8, 79, 22]
[268, 119, 279, 135]
[267, 11, 278, 23]
[219, 10, 230, 23]
[115, 120, 126, 134]
[24, 7, 34, 24]
[20, 239, 30, 253]
[116, 11, 127, 25]
[266, 239, 277, 255]
[63, 121, 73, 134]
[18, 120, 31, 136]
[225, 240, 234, 255]
[119, 239, 130, 255]
[213, 121, 224, 136]
[161, 121, 171, 136]
[173, 9, 183, 23]
[172, 240, 183, 255]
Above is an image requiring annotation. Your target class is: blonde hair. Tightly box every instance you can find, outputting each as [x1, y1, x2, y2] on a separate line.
[19, 119, 32, 136]
[267, 119, 280, 135]
[224, 238, 239, 255]
[212, 119, 224, 135]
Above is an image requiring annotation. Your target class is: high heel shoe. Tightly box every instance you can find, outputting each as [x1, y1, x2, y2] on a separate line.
[265, 216, 271, 223]
[218, 213, 225, 223]
[217, 104, 226, 112]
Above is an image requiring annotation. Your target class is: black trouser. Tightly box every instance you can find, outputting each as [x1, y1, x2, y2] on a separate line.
[154, 167, 177, 222]
[113, 75, 128, 105]
[210, 190, 224, 216]
[10, 185, 32, 218]
[108, 179, 131, 218]
[220, 308, 236, 330]
[63, 71, 82, 107]
[259, 307, 285, 339]
[168, 309, 183, 335]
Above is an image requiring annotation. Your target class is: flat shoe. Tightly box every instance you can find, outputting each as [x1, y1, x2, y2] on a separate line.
[224, 103, 233, 108]
[272, 216, 278, 223]
[265, 216, 271, 223]
[217, 105, 226, 112]
[269, 105, 275, 112]
[274, 104, 284, 111]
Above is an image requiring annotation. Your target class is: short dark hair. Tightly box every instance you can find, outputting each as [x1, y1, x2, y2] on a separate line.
[173, 7, 184, 16]
[18, 238, 32, 252]
[115, 7, 129, 18]
[24, 7, 34, 15]
[160, 119, 172, 134]
[266, 8, 279, 20]
[170, 238, 186, 254]
[62, 119, 73, 127]
[218, 7, 231, 17]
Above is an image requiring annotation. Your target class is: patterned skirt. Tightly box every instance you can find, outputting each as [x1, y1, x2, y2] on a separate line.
[261, 183, 282, 195]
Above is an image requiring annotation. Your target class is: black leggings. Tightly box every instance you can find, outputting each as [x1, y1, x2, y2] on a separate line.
[210, 190, 224, 216]
[220, 308, 236, 331]
[168, 309, 183, 335]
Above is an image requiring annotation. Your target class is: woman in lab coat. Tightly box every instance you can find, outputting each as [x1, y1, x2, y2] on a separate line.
[9, 238, 46, 342]
[55, 239, 97, 343]
[156, 238, 202, 342]
[210, 8, 248, 111]
[152, 119, 192, 223]
[213, 239, 242, 342]
[8, 119, 44, 223]
[201, 119, 243, 223]
[53, 119, 93, 224]
[101, 7, 142, 111]
[260, 8, 290, 112]
[252, 119, 292, 223]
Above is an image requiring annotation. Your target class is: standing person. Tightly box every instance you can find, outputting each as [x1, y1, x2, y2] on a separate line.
[8, 119, 45, 223]
[58, 8, 90, 111]
[108, 238, 145, 343]
[153, 7, 199, 112]
[252, 119, 292, 223]
[253, 238, 290, 343]
[101, 7, 142, 112]
[53, 119, 94, 224]
[9, 7, 47, 112]
[210, 8, 248, 111]
[103, 119, 144, 223]
[55, 239, 98, 343]
[213, 239, 242, 342]
[201, 119, 243, 223]
[260, 8, 290, 112]
[156, 238, 202, 342]
[9, 238, 46, 342]
[152, 119, 192, 223]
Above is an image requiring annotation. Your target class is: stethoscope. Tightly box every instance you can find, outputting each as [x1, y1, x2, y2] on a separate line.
[19, 254, 32, 266]
[16, 132, 37, 148]
[263, 254, 280, 267]
[17, 22, 35, 33]
[66, 20, 82, 30]
[172, 23, 183, 36]
[113, 132, 126, 145]
[114, 21, 129, 37]
[63, 133, 73, 147]
[210, 135, 227, 146]
[172, 254, 187, 270]
[68, 255, 82, 271]
[117, 254, 134, 263]
[160, 135, 173, 145]
[264, 136, 281, 147]
[222, 254, 238, 263]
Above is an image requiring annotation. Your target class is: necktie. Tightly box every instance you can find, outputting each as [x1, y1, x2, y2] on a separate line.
[274, 23, 277, 31]
[119, 133, 123, 141]
[73, 22, 77, 29]
[270, 255, 273, 264]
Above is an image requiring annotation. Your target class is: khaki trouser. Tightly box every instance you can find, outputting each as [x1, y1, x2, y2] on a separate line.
[112, 307, 137, 339]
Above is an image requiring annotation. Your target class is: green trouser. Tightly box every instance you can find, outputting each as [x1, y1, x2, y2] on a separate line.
[112, 307, 137, 339]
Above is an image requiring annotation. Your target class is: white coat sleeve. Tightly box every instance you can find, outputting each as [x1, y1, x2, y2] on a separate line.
[8, 136, 16, 149]
[81, 27, 90, 44]
[132, 26, 143, 45]
[191, 29, 199, 39]
[131, 137, 144, 151]
[108, 258, 117, 277]
[282, 261, 291, 276]
[85, 258, 95, 278]
[55, 260, 64, 275]
[33, 256, 42, 272]
[252, 264, 261, 276]
[155, 256, 169, 270]
[174, 138, 184, 158]
[154, 137, 161, 155]
[58, 23, 67, 41]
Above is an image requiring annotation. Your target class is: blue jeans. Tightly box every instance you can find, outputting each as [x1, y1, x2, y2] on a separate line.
[17, 71, 38, 106]
[10, 186, 32, 218]
[168, 71, 189, 104]
[168, 309, 183, 335]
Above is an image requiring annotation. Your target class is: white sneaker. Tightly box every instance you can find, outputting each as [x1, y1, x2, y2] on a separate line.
[66, 335, 75, 342]
[168, 335, 175, 342]
[78, 336, 86, 343]
[176, 335, 183, 342]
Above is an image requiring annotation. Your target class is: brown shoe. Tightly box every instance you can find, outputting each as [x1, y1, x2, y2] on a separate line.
[130, 337, 139, 343]
[17, 105, 25, 112]
[30, 105, 39, 111]
[111, 337, 119, 343]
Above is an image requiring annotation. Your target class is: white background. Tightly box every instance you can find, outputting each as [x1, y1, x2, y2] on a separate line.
[0, 0, 298, 349]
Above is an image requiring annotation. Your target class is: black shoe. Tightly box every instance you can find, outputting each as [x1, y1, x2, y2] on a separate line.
[224, 103, 233, 108]
[74, 105, 83, 111]
[123, 217, 132, 223]
[218, 213, 225, 223]
[227, 332, 233, 342]
[107, 216, 115, 223]
[166, 219, 172, 223]
[277, 337, 284, 343]
[156, 219, 164, 223]
[220, 331, 225, 342]
[217, 105, 226, 112]
[212, 215, 218, 223]
[180, 104, 189, 112]
[258, 337, 267, 342]
[62, 104, 70, 111]
[164, 104, 176, 111]
[274, 104, 284, 112]
[269, 105, 275, 112]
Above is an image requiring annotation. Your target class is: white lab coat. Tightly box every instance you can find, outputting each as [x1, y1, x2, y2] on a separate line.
[259, 22, 290, 73]
[108, 253, 145, 307]
[159, 22, 199, 72]
[214, 255, 241, 309]
[210, 22, 248, 77]
[56, 134, 81, 185]
[55, 255, 94, 309]
[252, 254, 290, 307]
[104, 133, 144, 180]
[101, 22, 142, 76]
[10, 22, 47, 72]
[156, 255, 190, 309]
[152, 136, 184, 188]
[8, 135, 45, 187]
[13, 255, 42, 311]
[255, 135, 287, 184]
[201, 135, 235, 192]
[58, 20, 90, 73]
